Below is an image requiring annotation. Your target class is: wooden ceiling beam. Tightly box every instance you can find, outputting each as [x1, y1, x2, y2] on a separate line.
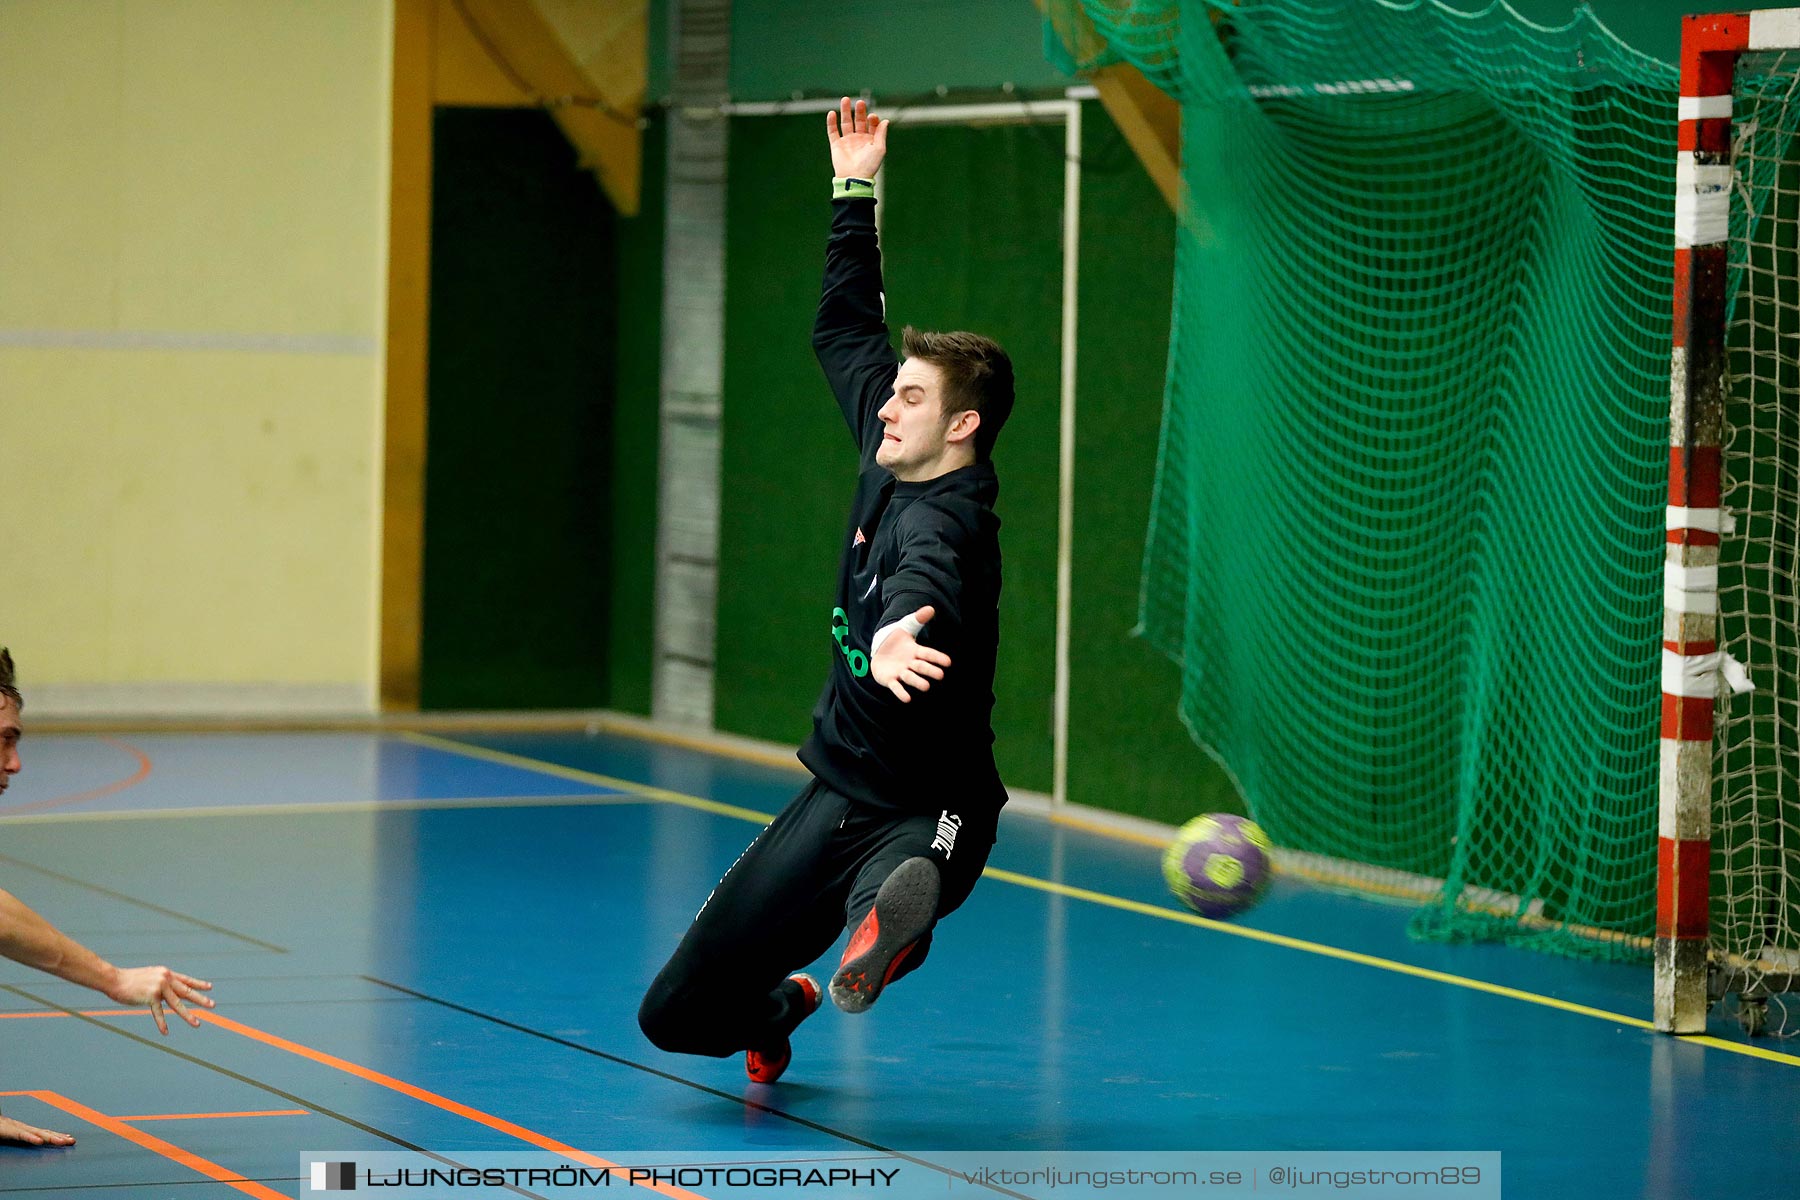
[449, 0, 644, 215]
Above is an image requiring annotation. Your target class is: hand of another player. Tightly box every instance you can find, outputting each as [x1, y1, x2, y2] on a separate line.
[827, 96, 888, 180]
[105, 966, 215, 1035]
[870, 606, 951, 703]
[0, 1113, 76, 1147]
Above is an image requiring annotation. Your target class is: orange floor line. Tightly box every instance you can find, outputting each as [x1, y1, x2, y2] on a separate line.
[5, 737, 153, 814]
[0, 1008, 150, 1019]
[0, 1089, 288, 1200]
[117, 1108, 310, 1122]
[196, 1011, 712, 1200]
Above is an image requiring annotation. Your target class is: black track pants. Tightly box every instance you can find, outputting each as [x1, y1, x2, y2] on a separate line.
[637, 777, 996, 1057]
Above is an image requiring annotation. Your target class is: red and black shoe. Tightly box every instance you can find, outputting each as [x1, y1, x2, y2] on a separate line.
[830, 856, 940, 1014]
[745, 973, 821, 1084]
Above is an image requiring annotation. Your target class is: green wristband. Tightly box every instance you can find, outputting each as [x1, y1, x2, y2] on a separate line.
[833, 176, 876, 200]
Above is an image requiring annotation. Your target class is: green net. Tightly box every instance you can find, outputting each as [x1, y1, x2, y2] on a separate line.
[1048, 0, 1700, 957]
[1715, 51, 1800, 1027]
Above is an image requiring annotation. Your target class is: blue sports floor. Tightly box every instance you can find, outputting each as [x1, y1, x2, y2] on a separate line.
[0, 727, 1796, 1199]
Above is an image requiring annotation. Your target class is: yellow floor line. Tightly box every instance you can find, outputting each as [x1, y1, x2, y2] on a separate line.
[982, 868, 1654, 1026]
[0, 793, 648, 826]
[1684, 1034, 1800, 1064]
[406, 732, 1800, 1070]
[397, 732, 777, 825]
[1041, 810, 1170, 848]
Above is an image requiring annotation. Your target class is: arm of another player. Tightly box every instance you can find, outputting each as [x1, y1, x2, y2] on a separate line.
[814, 97, 898, 453]
[0, 1110, 77, 1148]
[0, 888, 214, 1035]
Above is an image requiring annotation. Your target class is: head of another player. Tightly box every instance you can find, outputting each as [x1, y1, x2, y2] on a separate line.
[876, 326, 1014, 482]
[0, 648, 20, 798]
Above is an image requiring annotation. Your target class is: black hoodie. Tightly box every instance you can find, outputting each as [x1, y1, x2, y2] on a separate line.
[797, 194, 1007, 818]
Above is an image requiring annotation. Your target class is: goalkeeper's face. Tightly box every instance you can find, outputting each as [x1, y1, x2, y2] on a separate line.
[876, 358, 973, 481]
[0, 698, 17, 798]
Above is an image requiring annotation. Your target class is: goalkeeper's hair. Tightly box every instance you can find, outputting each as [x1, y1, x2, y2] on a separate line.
[0, 647, 18, 713]
[902, 326, 1014, 461]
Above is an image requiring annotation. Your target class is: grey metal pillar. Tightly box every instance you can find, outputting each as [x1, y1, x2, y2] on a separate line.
[653, 0, 730, 727]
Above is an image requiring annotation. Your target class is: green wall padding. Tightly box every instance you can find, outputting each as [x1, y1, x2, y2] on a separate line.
[607, 114, 666, 716]
[727, 0, 1069, 102]
[421, 108, 615, 710]
[716, 116, 867, 748]
[1064, 107, 1242, 824]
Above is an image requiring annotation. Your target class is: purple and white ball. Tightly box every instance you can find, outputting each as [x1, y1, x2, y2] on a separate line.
[1162, 813, 1273, 919]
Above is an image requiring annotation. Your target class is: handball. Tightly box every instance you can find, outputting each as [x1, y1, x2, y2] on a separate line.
[1163, 813, 1272, 919]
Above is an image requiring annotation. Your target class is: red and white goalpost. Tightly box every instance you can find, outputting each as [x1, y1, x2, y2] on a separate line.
[1662, 8, 1800, 1036]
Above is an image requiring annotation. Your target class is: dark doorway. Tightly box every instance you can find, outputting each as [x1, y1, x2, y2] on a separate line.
[421, 108, 615, 709]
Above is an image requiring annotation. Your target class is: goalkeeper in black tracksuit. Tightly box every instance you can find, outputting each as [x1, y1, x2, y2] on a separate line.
[638, 97, 1016, 1084]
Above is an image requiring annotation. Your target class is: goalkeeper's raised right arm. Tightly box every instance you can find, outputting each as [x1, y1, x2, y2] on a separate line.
[813, 97, 898, 459]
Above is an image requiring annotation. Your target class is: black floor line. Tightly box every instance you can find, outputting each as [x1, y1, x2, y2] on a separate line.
[0, 1173, 301, 1194]
[0, 854, 287, 954]
[361, 975, 1033, 1200]
[0, 996, 426, 1017]
[0, 984, 547, 1200]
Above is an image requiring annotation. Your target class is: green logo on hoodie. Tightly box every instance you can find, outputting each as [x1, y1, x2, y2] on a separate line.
[831, 607, 870, 678]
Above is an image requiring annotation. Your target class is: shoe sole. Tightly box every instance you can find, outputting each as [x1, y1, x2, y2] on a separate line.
[830, 857, 940, 1014]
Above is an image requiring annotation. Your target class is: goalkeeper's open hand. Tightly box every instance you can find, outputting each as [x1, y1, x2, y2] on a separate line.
[870, 606, 950, 703]
[828, 96, 887, 180]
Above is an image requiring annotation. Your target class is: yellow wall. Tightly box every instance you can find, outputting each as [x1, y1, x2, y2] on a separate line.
[0, 1, 392, 713]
